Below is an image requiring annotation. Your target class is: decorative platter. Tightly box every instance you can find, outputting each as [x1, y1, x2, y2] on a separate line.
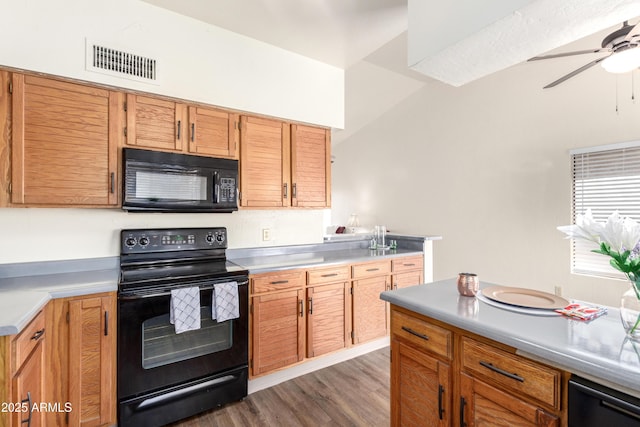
[481, 285, 569, 310]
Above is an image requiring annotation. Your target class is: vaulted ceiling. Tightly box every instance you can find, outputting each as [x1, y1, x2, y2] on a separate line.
[142, 0, 640, 144]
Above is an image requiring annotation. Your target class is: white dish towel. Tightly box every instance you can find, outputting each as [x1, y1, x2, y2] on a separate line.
[212, 282, 239, 323]
[170, 287, 201, 334]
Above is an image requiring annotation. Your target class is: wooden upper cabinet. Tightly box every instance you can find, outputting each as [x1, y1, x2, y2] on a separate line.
[11, 74, 122, 206]
[239, 115, 291, 207]
[188, 106, 238, 158]
[126, 94, 185, 152]
[291, 124, 331, 207]
[126, 94, 238, 159]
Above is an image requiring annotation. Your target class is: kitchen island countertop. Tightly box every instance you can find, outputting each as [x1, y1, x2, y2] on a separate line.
[381, 278, 640, 397]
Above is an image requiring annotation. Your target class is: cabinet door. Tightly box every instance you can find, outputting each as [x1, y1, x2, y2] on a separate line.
[68, 295, 116, 427]
[251, 289, 305, 376]
[12, 335, 44, 427]
[188, 106, 238, 158]
[291, 124, 331, 207]
[126, 94, 185, 152]
[391, 338, 450, 427]
[392, 270, 423, 290]
[459, 373, 559, 427]
[353, 275, 389, 343]
[12, 74, 121, 206]
[307, 282, 351, 358]
[239, 116, 291, 207]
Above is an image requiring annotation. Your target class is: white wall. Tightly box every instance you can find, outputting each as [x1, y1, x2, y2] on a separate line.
[332, 52, 640, 307]
[0, 0, 342, 264]
[0, 0, 343, 128]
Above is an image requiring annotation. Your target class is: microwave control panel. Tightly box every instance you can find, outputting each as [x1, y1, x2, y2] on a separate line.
[218, 177, 236, 203]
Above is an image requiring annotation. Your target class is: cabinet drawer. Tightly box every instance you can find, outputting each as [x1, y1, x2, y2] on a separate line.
[461, 337, 561, 409]
[351, 260, 391, 279]
[392, 255, 423, 273]
[12, 310, 45, 373]
[307, 265, 350, 286]
[391, 309, 452, 360]
[251, 270, 305, 294]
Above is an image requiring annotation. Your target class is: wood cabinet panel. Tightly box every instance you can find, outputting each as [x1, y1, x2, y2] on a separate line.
[306, 282, 350, 358]
[126, 94, 184, 151]
[391, 270, 423, 290]
[461, 337, 561, 410]
[460, 373, 559, 427]
[239, 116, 290, 207]
[307, 265, 350, 286]
[352, 260, 391, 279]
[0, 70, 10, 207]
[12, 310, 45, 375]
[392, 255, 424, 273]
[352, 275, 388, 343]
[291, 124, 331, 207]
[11, 74, 121, 206]
[67, 294, 116, 427]
[12, 338, 44, 427]
[251, 269, 305, 294]
[391, 309, 451, 360]
[391, 338, 450, 427]
[251, 289, 305, 376]
[188, 106, 238, 158]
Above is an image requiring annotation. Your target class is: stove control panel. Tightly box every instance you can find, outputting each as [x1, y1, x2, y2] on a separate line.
[121, 227, 227, 253]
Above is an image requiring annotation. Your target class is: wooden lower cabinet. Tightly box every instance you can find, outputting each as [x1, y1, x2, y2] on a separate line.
[306, 281, 351, 358]
[390, 305, 565, 427]
[352, 275, 389, 343]
[391, 338, 450, 426]
[460, 373, 559, 427]
[251, 289, 305, 376]
[46, 293, 116, 427]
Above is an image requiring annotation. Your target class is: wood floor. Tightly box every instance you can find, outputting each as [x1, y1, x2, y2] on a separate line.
[170, 347, 390, 427]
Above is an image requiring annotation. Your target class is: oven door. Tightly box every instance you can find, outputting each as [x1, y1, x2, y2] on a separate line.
[117, 279, 248, 400]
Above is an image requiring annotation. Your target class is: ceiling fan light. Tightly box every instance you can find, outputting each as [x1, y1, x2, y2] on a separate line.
[601, 47, 640, 73]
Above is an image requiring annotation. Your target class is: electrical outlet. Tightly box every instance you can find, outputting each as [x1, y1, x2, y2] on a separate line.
[262, 228, 271, 241]
[554, 286, 562, 297]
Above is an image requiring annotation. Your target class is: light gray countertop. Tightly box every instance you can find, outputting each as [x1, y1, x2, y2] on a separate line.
[380, 278, 640, 397]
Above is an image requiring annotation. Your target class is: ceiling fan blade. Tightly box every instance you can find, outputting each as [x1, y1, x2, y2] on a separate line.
[624, 21, 640, 41]
[543, 56, 608, 89]
[528, 48, 610, 61]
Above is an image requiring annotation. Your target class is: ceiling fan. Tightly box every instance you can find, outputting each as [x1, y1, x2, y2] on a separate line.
[528, 21, 640, 89]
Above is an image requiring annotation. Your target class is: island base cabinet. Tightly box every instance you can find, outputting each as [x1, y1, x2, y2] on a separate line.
[391, 338, 450, 427]
[459, 373, 559, 427]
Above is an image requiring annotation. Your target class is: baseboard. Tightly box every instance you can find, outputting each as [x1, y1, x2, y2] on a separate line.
[247, 336, 390, 394]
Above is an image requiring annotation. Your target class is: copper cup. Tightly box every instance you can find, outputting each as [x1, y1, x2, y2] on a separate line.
[457, 273, 479, 297]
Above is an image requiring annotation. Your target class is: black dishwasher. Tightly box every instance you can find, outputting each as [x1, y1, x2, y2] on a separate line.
[569, 375, 640, 426]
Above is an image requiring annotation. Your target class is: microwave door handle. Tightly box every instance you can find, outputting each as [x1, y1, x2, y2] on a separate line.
[213, 171, 220, 203]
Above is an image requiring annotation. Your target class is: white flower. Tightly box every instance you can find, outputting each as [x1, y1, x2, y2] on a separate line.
[558, 209, 640, 253]
[557, 209, 602, 244]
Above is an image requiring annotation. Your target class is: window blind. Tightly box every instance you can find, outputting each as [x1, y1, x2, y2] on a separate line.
[571, 142, 640, 279]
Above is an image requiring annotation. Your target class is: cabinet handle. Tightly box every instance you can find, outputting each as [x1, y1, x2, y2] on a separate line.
[21, 391, 32, 427]
[479, 360, 524, 382]
[270, 280, 289, 285]
[30, 328, 45, 341]
[366, 268, 380, 272]
[110, 172, 115, 194]
[308, 297, 313, 315]
[283, 183, 288, 198]
[438, 384, 445, 420]
[321, 273, 338, 277]
[292, 183, 297, 198]
[299, 300, 304, 317]
[401, 326, 429, 341]
[104, 311, 109, 336]
[403, 263, 416, 267]
[177, 120, 181, 139]
[191, 123, 195, 142]
[459, 396, 466, 427]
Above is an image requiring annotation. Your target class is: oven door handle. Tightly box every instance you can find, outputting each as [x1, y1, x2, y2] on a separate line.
[119, 279, 249, 300]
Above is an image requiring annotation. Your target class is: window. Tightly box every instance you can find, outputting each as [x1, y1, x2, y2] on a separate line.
[570, 141, 640, 278]
[570, 141, 640, 279]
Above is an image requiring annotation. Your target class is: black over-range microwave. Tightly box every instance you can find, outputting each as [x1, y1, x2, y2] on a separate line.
[122, 148, 238, 213]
